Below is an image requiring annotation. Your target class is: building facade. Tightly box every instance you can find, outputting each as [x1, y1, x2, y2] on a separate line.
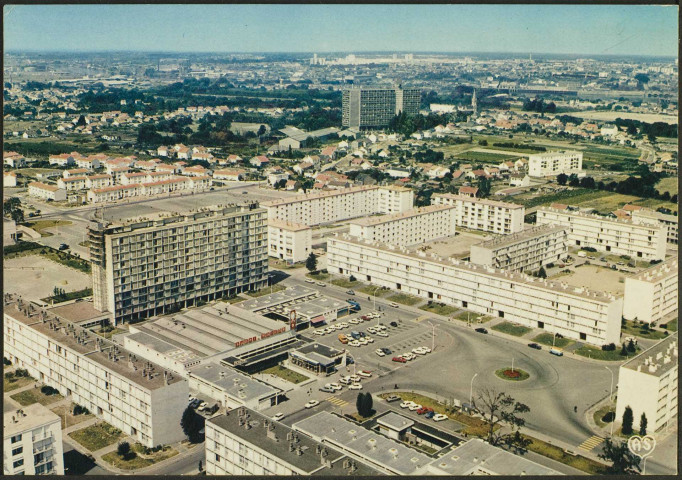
[631, 208, 679, 245]
[349, 205, 457, 247]
[263, 185, 414, 227]
[431, 193, 525, 234]
[616, 334, 678, 433]
[469, 224, 568, 273]
[537, 206, 667, 260]
[267, 219, 312, 263]
[27, 182, 67, 202]
[342, 85, 420, 128]
[528, 150, 583, 177]
[623, 256, 678, 324]
[4, 298, 188, 447]
[4, 404, 64, 476]
[328, 235, 622, 345]
[88, 204, 268, 324]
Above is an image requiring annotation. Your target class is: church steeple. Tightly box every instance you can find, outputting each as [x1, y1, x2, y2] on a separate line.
[471, 89, 477, 115]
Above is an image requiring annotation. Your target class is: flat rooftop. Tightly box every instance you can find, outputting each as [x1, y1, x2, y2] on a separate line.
[293, 411, 433, 475]
[621, 333, 678, 378]
[208, 410, 379, 475]
[47, 300, 110, 324]
[4, 297, 183, 390]
[4, 403, 61, 439]
[432, 193, 524, 210]
[262, 185, 380, 207]
[350, 205, 455, 227]
[630, 256, 678, 283]
[239, 285, 319, 313]
[376, 411, 414, 432]
[539, 206, 666, 230]
[268, 218, 311, 232]
[432, 438, 561, 475]
[333, 234, 620, 303]
[132, 303, 288, 358]
[188, 362, 280, 403]
[475, 223, 566, 250]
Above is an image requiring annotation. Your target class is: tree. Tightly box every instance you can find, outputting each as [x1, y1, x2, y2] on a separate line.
[257, 124, 267, 136]
[10, 208, 24, 224]
[568, 174, 580, 187]
[180, 406, 205, 443]
[477, 176, 492, 197]
[117, 441, 131, 458]
[76, 115, 87, 127]
[305, 253, 317, 273]
[475, 388, 530, 450]
[620, 343, 628, 356]
[627, 339, 636, 353]
[598, 437, 641, 474]
[639, 413, 647, 435]
[537, 266, 547, 279]
[273, 179, 287, 190]
[621, 406, 634, 435]
[557, 173, 568, 186]
[356, 392, 373, 417]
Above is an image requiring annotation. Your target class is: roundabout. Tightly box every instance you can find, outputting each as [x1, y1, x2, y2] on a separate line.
[495, 367, 530, 381]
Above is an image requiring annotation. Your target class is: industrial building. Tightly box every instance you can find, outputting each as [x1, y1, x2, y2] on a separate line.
[616, 333, 678, 433]
[3, 404, 64, 476]
[623, 256, 678, 324]
[469, 224, 568, 272]
[88, 203, 268, 324]
[342, 84, 420, 128]
[3, 295, 188, 447]
[537, 206, 667, 260]
[431, 193, 525, 234]
[328, 234, 623, 345]
[528, 150, 583, 177]
[267, 219, 312, 263]
[349, 205, 457, 247]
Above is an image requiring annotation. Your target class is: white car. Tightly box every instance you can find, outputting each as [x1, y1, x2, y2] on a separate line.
[349, 340, 361, 347]
[340, 322, 349, 328]
[400, 401, 415, 409]
[348, 319, 360, 325]
[367, 327, 377, 334]
[272, 412, 285, 421]
[305, 278, 315, 284]
[408, 403, 422, 411]
[412, 348, 426, 355]
[349, 383, 363, 390]
[326, 383, 342, 392]
[305, 400, 320, 409]
[349, 375, 361, 382]
[339, 376, 352, 385]
[433, 414, 448, 422]
[376, 331, 389, 338]
[375, 349, 386, 357]
[390, 302, 399, 308]
[421, 346, 432, 353]
[358, 338, 369, 346]
[198, 402, 208, 411]
[402, 353, 414, 361]
[358, 370, 372, 378]
[365, 337, 374, 343]
[314, 330, 325, 336]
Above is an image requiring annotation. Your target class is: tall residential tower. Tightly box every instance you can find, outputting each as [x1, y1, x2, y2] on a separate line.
[342, 84, 420, 128]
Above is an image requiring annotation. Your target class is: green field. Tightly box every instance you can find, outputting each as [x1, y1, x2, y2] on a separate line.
[261, 365, 309, 384]
[419, 302, 459, 316]
[620, 320, 669, 340]
[102, 444, 178, 470]
[41, 287, 93, 304]
[575, 344, 640, 361]
[246, 284, 285, 297]
[24, 220, 73, 237]
[491, 321, 532, 337]
[655, 177, 678, 196]
[69, 422, 124, 452]
[532, 333, 575, 349]
[387, 292, 423, 306]
[357, 284, 392, 297]
[10, 387, 63, 407]
[521, 434, 606, 474]
[455, 151, 520, 163]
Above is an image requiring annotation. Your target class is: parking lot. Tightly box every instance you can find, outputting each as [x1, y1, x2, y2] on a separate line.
[3, 254, 92, 300]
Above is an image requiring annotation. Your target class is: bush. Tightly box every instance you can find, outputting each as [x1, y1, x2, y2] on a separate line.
[582, 247, 597, 252]
[3, 357, 11, 366]
[117, 441, 131, 458]
[14, 368, 29, 377]
[601, 411, 615, 423]
[73, 404, 90, 416]
[601, 343, 616, 351]
[40, 385, 58, 396]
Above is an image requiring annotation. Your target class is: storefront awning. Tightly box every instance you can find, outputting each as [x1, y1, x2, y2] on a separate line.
[310, 315, 326, 324]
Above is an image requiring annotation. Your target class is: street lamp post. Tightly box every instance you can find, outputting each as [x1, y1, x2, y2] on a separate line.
[469, 373, 479, 406]
[605, 366, 615, 437]
[427, 321, 436, 352]
[372, 286, 382, 311]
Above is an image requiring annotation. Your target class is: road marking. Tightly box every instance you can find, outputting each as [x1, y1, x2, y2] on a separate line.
[325, 396, 348, 407]
[578, 435, 605, 452]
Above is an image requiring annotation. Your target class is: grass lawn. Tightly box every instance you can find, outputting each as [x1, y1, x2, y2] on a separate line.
[102, 444, 178, 470]
[656, 176, 678, 196]
[268, 258, 304, 270]
[10, 387, 63, 406]
[593, 404, 616, 429]
[95, 327, 127, 340]
[532, 333, 575, 349]
[453, 311, 492, 323]
[223, 295, 246, 304]
[387, 292, 423, 306]
[620, 320, 668, 340]
[419, 302, 459, 316]
[491, 321, 532, 337]
[521, 434, 606, 474]
[261, 365, 309, 384]
[246, 284, 285, 297]
[331, 278, 360, 289]
[40, 248, 91, 273]
[24, 220, 72, 237]
[661, 318, 677, 332]
[357, 284, 392, 297]
[495, 368, 530, 381]
[574, 345, 640, 361]
[78, 240, 90, 248]
[51, 403, 95, 430]
[3, 374, 35, 392]
[69, 422, 124, 452]
[41, 287, 93, 304]
[455, 151, 520, 163]
[347, 411, 377, 423]
[379, 392, 492, 437]
[306, 271, 330, 281]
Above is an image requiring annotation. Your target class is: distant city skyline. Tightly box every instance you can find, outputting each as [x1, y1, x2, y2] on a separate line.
[4, 4, 678, 57]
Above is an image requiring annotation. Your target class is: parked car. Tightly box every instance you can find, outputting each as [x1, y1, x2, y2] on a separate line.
[319, 386, 334, 393]
[400, 401, 415, 409]
[390, 321, 398, 327]
[417, 407, 433, 415]
[424, 411, 436, 419]
[358, 370, 372, 378]
[349, 383, 363, 390]
[328, 383, 342, 391]
[408, 403, 422, 411]
[58, 243, 69, 251]
[197, 402, 208, 411]
[339, 376, 352, 385]
[190, 399, 201, 409]
[376, 331, 389, 337]
[549, 347, 564, 357]
[528, 343, 542, 350]
[375, 348, 386, 357]
[338, 334, 349, 344]
[316, 282, 326, 287]
[305, 278, 315, 284]
[421, 346, 432, 353]
[475, 328, 488, 334]
[381, 347, 392, 355]
[348, 319, 360, 325]
[349, 375, 361, 382]
[273, 413, 285, 421]
[389, 302, 399, 308]
[392, 356, 407, 363]
[349, 340, 361, 347]
[346, 290, 355, 295]
[385, 394, 401, 403]
[433, 414, 448, 422]
[305, 400, 320, 409]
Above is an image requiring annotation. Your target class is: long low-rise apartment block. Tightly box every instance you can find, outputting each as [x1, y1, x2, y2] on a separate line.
[528, 150, 583, 177]
[537, 206, 667, 260]
[3, 296, 188, 447]
[349, 205, 457, 247]
[267, 219, 312, 263]
[631, 208, 679, 245]
[431, 193, 524, 234]
[616, 334, 678, 433]
[89, 203, 268, 324]
[470, 224, 568, 272]
[27, 182, 67, 202]
[262, 185, 414, 226]
[623, 256, 678, 324]
[328, 235, 622, 345]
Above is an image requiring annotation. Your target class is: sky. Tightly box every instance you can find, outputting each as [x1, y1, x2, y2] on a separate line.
[3, 4, 679, 57]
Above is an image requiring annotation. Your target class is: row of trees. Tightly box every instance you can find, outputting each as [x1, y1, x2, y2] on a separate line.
[522, 97, 557, 114]
[621, 406, 647, 436]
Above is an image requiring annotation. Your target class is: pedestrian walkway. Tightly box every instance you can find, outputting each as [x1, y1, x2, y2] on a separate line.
[578, 435, 605, 452]
[325, 395, 348, 407]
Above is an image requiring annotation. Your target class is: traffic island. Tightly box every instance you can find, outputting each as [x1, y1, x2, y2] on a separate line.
[101, 443, 178, 470]
[495, 368, 530, 381]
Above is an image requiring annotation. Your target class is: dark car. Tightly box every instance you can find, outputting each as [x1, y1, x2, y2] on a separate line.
[424, 411, 435, 419]
[346, 290, 355, 295]
[390, 321, 398, 327]
[381, 347, 392, 355]
[58, 243, 69, 251]
[190, 399, 201, 409]
[475, 327, 488, 334]
[528, 343, 542, 350]
[392, 356, 407, 363]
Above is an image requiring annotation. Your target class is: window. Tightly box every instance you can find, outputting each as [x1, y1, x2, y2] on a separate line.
[11, 434, 22, 443]
[12, 447, 23, 456]
[13, 459, 24, 469]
